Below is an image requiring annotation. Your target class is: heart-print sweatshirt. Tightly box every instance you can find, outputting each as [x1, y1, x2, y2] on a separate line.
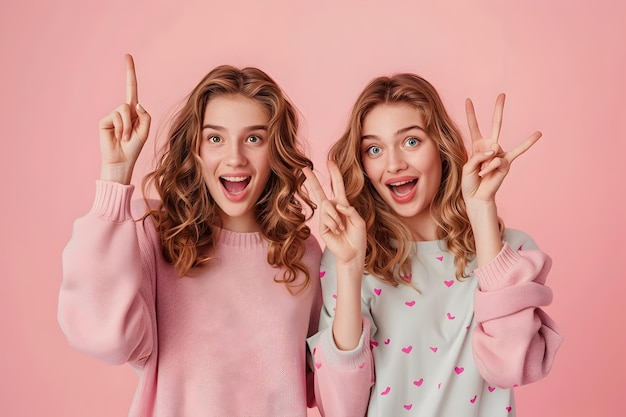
[58, 180, 322, 417]
[308, 228, 563, 417]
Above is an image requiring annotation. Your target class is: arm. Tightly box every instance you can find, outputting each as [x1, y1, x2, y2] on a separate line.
[472, 237, 562, 387]
[308, 250, 375, 417]
[303, 164, 374, 416]
[58, 54, 155, 365]
[462, 96, 562, 386]
[58, 181, 156, 365]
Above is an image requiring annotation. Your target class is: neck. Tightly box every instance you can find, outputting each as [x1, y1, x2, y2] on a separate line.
[402, 213, 438, 242]
[220, 214, 261, 233]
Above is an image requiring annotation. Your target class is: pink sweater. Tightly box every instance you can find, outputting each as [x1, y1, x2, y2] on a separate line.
[58, 181, 322, 417]
[308, 229, 563, 417]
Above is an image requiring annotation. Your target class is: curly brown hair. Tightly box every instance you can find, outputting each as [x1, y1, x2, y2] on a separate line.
[329, 73, 504, 286]
[142, 65, 315, 293]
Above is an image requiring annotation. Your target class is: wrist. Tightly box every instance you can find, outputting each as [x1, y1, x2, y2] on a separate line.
[100, 163, 134, 185]
[466, 199, 497, 220]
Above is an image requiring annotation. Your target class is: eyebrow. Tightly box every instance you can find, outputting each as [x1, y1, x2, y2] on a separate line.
[201, 124, 268, 132]
[361, 125, 426, 141]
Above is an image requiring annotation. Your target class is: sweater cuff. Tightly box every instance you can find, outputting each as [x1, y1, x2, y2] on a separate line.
[90, 180, 135, 222]
[474, 243, 522, 291]
[317, 317, 371, 369]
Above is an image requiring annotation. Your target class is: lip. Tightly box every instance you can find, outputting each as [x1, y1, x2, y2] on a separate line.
[385, 176, 418, 203]
[219, 174, 252, 202]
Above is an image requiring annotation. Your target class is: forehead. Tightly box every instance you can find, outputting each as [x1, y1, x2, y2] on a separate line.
[202, 94, 269, 125]
[362, 103, 425, 135]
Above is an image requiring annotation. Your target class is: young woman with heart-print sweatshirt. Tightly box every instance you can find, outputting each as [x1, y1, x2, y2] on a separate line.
[58, 55, 322, 417]
[303, 74, 563, 417]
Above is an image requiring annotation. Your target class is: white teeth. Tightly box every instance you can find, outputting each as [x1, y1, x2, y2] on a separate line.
[221, 176, 249, 182]
[389, 179, 414, 186]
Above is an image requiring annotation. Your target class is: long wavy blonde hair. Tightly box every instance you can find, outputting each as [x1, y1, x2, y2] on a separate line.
[329, 73, 503, 286]
[142, 65, 314, 293]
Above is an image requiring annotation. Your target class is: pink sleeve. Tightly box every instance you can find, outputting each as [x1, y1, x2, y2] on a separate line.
[472, 243, 563, 388]
[58, 181, 156, 366]
[305, 238, 323, 409]
[312, 317, 374, 417]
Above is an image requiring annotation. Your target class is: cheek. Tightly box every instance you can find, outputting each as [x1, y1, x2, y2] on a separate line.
[361, 156, 379, 178]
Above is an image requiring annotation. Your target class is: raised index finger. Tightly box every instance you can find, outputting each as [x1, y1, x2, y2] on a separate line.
[465, 98, 483, 142]
[125, 54, 138, 106]
[302, 166, 329, 204]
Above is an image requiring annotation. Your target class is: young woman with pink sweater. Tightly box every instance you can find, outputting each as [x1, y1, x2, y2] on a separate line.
[58, 55, 322, 417]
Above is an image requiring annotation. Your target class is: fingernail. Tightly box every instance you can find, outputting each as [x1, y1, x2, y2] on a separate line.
[484, 150, 495, 156]
[136, 103, 145, 112]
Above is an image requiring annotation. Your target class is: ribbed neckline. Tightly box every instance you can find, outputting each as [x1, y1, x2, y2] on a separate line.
[413, 239, 447, 254]
[390, 238, 448, 254]
[214, 227, 265, 248]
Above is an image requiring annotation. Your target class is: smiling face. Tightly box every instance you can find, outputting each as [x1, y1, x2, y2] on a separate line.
[360, 103, 442, 239]
[199, 94, 272, 232]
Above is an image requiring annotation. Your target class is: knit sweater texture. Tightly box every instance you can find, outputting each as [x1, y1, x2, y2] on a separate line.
[58, 181, 322, 417]
[308, 229, 562, 417]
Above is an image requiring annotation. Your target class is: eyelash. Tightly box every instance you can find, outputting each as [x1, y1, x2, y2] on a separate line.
[366, 145, 382, 156]
[208, 135, 221, 143]
[405, 137, 421, 147]
[246, 135, 261, 143]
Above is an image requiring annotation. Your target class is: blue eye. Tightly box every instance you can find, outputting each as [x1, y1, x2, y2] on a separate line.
[208, 135, 221, 143]
[367, 146, 382, 156]
[246, 135, 261, 143]
[405, 137, 420, 147]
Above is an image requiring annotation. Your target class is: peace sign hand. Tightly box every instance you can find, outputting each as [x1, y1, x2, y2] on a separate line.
[303, 161, 367, 267]
[98, 54, 151, 185]
[461, 94, 541, 204]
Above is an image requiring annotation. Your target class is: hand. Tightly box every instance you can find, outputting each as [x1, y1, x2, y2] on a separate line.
[462, 93, 541, 204]
[98, 54, 151, 184]
[302, 161, 367, 267]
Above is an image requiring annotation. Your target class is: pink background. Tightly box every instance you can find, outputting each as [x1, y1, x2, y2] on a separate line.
[1, 0, 624, 416]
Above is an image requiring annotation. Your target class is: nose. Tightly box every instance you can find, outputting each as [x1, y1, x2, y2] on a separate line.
[385, 147, 407, 173]
[224, 141, 247, 167]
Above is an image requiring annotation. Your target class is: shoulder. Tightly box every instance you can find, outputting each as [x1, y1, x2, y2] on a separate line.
[303, 234, 322, 261]
[130, 197, 160, 218]
[502, 228, 540, 251]
[129, 198, 162, 248]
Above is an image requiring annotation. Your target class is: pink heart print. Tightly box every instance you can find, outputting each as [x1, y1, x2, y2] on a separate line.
[455, 367, 464, 375]
[374, 288, 382, 296]
[444, 280, 454, 287]
[404, 404, 412, 410]
[319, 271, 326, 278]
[413, 378, 424, 387]
[405, 300, 416, 307]
[470, 395, 477, 404]
[381, 386, 391, 395]
[402, 346, 413, 354]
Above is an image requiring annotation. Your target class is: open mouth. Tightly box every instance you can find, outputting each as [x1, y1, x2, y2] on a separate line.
[220, 176, 251, 195]
[387, 179, 417, 197]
